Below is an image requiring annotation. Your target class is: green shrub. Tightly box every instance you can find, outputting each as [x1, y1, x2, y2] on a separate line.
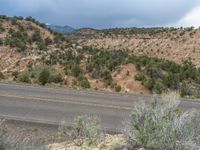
[25, 16, 36, 22]
[180, 83, 193, 97]
[124, 94, 200, 150]
[32, 30, 42, 42]
[153, 81, 165, 94]
[115, 85, 122, 92]
[128, 55, 200, 96]
[53, 33, 65, 43]
[49, 73, 64, 84]
[16, 40, 27, 52]
[38, 67, 50, 85]
[126, 70, 130, 76]
[29, 66, 64, 85]
[72, 79, 78, 87]
[163, 73, 179, 89]
[0, 72, 5, 80]
[0, 38, 3, 45]
[180, 86, 188, 97]
[77, 75, 90, 88]
[12, 71, 19, 78]
[37, 41, 46, 50]
[134, 73, 144, 81]
[18, 73, 31, 83]
[85, 49, 127, 84]
[45, 37, 53, 45]
[59, 115, 103, 146]
[71, 65, 82, 77]
[6, 31, 28, 52]
[0, 23, 4, 32]
[143, 78, 155, 90]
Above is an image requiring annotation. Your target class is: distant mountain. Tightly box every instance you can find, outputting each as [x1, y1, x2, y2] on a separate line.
[47, 24, 75, 33]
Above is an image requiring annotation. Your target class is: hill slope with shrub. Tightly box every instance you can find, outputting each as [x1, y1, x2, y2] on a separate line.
[74, 27, 200, 67]
[0, 15, 149, 95]
[1, 15, 200, 97]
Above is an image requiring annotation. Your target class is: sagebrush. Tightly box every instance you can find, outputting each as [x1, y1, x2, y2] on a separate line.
[59, 115, 103, 146]
[123, 94, 200, 150]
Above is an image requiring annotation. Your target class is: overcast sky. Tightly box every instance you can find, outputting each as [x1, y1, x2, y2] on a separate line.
[0, 0, 200, 29]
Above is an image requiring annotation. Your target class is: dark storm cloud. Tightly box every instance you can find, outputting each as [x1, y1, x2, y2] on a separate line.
[0, 0, 199, 28]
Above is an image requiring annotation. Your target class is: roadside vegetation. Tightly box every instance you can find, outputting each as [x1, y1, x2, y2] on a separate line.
[124, 94, 200, 150]
[1, 94, 198, 150]
[16, 65, 64, 86]
[129, 56, 200, 97]
[55, 94, 200, 150]
[4, 41, 200, 98]
[0, 119, 48, 150]
[59, 115, 103, 147]
[84, 47, 200, 98]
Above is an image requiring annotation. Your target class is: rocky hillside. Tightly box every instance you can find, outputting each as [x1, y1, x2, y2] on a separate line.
[0, 15, 71, 77]
[74, 27, 200, 67]
[0, 16, 150, 95]
[1, 15, 200, 97]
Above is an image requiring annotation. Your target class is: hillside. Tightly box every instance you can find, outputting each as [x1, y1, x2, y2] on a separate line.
[74, 27, 200, 67]
[0, 16, 150, 95]
[0, 15, 71, 77]
[1, 15, 200, 97]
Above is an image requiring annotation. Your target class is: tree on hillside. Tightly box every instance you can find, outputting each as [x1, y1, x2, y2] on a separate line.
[38, 68, 50, 85]
[71, 64, 82, 77]
[32, 30, 42, 42]
[0, 38, 3, 45]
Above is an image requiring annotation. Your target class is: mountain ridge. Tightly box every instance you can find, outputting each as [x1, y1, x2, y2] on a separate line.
[47, 24, 75, 33]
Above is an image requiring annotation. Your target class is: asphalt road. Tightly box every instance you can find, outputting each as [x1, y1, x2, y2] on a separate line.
[0, 83, 199, 132]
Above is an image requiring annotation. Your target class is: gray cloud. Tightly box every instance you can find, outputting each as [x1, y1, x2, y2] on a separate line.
[0, 0, 200, 28]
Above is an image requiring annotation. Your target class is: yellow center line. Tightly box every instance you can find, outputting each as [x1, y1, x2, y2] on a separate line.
[0, 93, 132, 110]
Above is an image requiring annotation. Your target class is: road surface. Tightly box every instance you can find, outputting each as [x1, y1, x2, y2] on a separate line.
[0, 83, 199, 132]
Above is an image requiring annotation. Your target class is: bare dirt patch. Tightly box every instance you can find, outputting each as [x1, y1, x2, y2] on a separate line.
[112, 64, 150, 95]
